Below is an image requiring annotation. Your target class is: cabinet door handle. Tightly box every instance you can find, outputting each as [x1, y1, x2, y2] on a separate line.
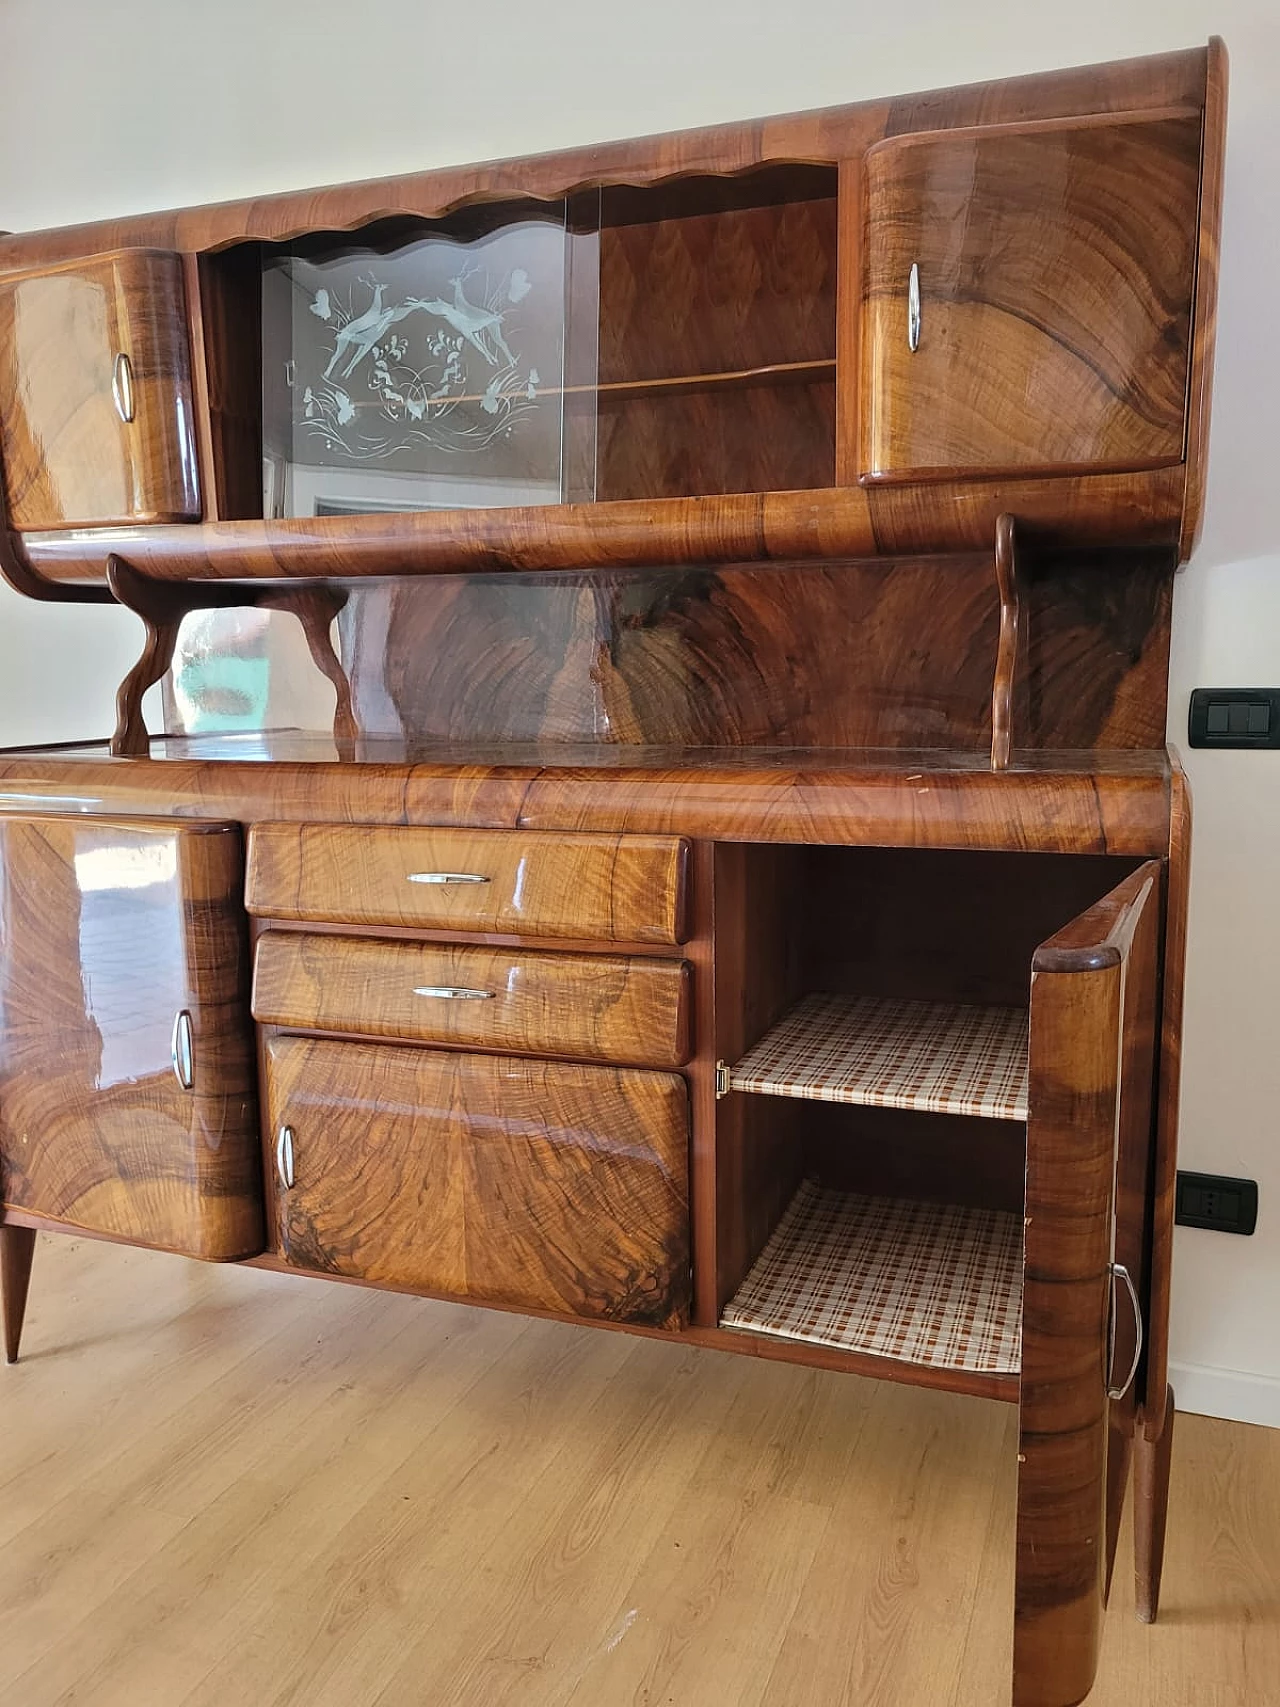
[1107, 1261, 1143, 1401]
[111, 351, 136, 422]
[170, 1009, 194, 1090]
[276, 1124, 295, 1191]
[907, 263, 921, 353]
[413, 985, 495, 1001]
[406, 872, 490, 885]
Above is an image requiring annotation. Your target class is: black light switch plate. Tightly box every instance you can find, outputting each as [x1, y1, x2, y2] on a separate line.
[1175, 1171, 1258, 1235]
[1188, 688, 1280, 748]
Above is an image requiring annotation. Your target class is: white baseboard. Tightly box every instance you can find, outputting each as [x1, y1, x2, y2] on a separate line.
[1169, 1360, 1280, 1429]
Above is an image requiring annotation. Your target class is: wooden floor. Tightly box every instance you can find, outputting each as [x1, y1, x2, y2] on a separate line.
[2, 1234, 1277, 1707]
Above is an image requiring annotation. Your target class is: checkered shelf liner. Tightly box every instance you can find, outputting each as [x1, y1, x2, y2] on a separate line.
[722, 1181, 1024, 1374]
[730, 993, 1030, 1122]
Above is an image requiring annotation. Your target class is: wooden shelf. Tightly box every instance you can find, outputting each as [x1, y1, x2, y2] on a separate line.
[729, 992, 1029, 1121]
[721, 1179, 1024, 1376]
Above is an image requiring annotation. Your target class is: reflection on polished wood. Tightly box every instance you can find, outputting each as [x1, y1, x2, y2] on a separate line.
[264, 1037, 690, 1327]
[860, 112, 1200, 481]
[0, 250, 200, 530]
[0, 815, 261, 1259]
[252, 931, 692, 1067]
[246, 822, 689, 943]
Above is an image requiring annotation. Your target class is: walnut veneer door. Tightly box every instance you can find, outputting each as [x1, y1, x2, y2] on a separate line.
[0, 816, 261, 1259]
[1015, 862, 1160, 1707]
[0, 249, 201, 529]
[264, 1038, 691, 1328]
[860, 111, 1201, 481]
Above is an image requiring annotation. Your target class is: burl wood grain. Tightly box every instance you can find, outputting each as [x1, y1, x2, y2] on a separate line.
[334, 550, 1173, 751]
[0, 250, 200, 530]
[263, 1037, 690, 1328]
[252, 930, 691, 1068]
[0, 815, 262, 1259]
[246, 823, 689, 944]
[860, 111, 1201, 481]
[1015, 862, 1160, 1707]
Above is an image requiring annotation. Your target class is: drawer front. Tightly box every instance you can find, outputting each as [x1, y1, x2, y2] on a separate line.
[253, 931, 691, 1067]
[264, 1038, 690, 1328]
[246, 824, 689, 944]
[0, 249, 201, 530]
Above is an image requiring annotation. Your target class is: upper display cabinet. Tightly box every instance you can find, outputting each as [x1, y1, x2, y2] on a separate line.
[0, 40, 1225, 584]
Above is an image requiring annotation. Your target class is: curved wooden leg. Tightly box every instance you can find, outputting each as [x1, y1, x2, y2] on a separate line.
[1, 1225, 37, 1364]
[1135, 1384, 1176, 1624]
[282, 588, 357, 749]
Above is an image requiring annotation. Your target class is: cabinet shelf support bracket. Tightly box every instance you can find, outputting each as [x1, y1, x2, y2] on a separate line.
[990, 512, 1020, 772]
[105, 554, 357, 758]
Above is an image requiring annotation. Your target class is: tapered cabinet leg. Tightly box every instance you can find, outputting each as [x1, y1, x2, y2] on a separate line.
[1134, 1385, 1175, 1624]
[1, 1225, 37, 1364]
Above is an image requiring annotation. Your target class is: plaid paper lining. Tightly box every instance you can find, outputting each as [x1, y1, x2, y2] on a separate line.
[730, 993, 1029, 1122]
[722, 1180, 1023, 1374]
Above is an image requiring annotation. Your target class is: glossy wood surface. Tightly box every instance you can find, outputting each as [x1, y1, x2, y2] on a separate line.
[0, 742, 1174, 857]
[263, 1037, 690, 1327]
[0, 250, 199, 530]
[1015, 863, 1159, 1706]
[246, 821, 689, 943]
[1180, 39, 1228, 562]
[253, 930, 692, 1068]
[860, 112, 1200, 482]
[0, 1223, 36, 1363]
[323, 548, 1172, 752]
[0, 814, 262, 1258]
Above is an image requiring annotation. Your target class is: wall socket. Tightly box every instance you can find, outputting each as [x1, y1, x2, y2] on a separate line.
[1174, 1171, 1258, 1235]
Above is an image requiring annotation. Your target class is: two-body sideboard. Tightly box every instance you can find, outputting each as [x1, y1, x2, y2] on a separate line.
[0, 38, 1226, 1707]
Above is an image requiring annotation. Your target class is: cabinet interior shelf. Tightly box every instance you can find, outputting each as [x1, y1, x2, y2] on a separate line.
[729, 992, 1030, 1122]
[721, 1179, 1024, 1376]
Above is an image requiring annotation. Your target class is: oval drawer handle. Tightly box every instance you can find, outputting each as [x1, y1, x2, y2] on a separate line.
[171, 1009, 194, 1090]
[907, 263, 921, 353]
[276, 1124, 295, 1191]
[111, 351, 136, 422]
[413, 985, 495, 1001]
[1107, 1261, 1143, 1402]
[406, 872, 490, 886]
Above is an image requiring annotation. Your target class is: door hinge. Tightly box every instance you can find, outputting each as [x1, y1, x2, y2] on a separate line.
[715, 1061, 730, 1099]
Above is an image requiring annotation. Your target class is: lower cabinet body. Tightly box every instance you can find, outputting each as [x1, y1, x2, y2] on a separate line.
[263, 1037, 692, 1329]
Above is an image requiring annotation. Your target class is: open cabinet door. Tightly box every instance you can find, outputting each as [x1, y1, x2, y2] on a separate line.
[1014, 862, 1161, 1707]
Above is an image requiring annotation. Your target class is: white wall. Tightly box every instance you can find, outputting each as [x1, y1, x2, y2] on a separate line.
[2, 0, 1278, 1421]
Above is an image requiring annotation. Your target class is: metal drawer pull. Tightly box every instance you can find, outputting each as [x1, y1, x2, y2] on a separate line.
[907, 263, 921, 353]
[1107, 1261, 1143, 1401]
[406, 872, 490, 885]
[276, 1124, 295, 1191]
[111, 351, 135, 422]
[413, 985, 495, 1001]
[170, 1009, 194, 1090]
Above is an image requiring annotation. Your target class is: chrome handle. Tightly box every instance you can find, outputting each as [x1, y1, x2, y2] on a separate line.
[170, 1009, 194, 1090]
[907, 263, 921, 353]
[413, 986, 495, 1001]
[1107, 1261, 1143, 1401]
[406, 872, 490, 885]
[111, 351, 135, 422]
[276, 1124, 295, 1191]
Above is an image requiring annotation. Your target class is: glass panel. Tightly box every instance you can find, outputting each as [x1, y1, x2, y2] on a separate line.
[262, 203, 596, 518]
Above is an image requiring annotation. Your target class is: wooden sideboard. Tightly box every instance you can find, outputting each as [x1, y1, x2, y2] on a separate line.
[0, 38, 1226, 1707]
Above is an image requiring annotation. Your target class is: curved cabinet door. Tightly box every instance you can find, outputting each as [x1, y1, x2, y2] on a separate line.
[0, 815, 261, 1259]
[0, 249, 201, 529]
[1015, 862, 1161, 1707]
[264, 1038, 691, 1329]
[859, 111, 1201, 481]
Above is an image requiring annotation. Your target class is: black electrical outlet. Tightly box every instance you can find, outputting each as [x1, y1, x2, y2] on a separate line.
[1188, 688, 1280, 748]
[1175, 1171, 1258, 1235]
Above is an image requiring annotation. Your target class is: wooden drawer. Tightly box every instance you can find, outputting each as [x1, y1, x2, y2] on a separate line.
[253, 931, 691, 1067]
[0, 249, 201, 530]
[264, 1038, 690, 1327]
[246, 824, 689, 944]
